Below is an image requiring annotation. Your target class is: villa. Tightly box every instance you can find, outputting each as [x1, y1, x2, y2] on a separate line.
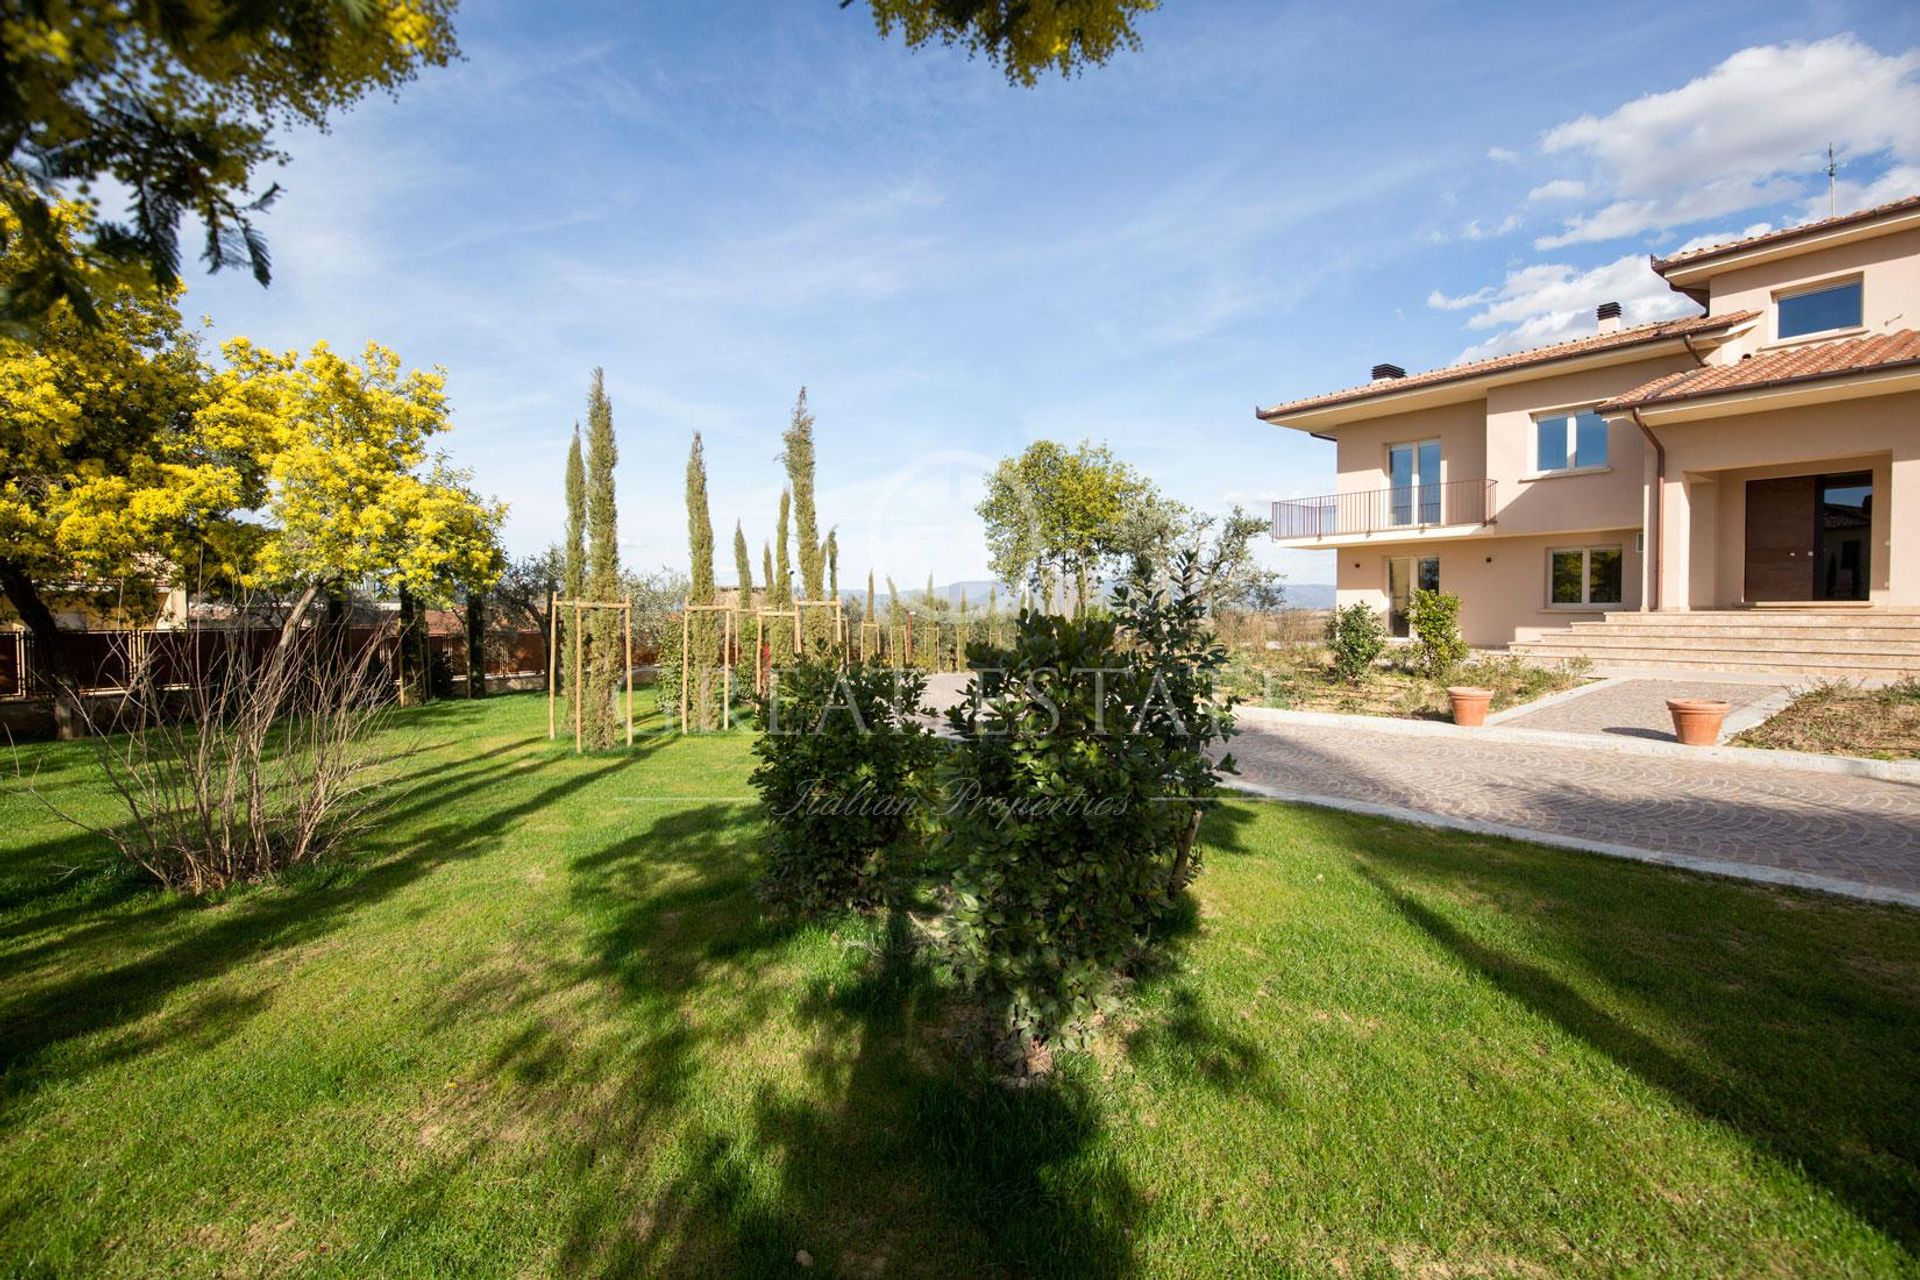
[1258, 194, 1920, 675]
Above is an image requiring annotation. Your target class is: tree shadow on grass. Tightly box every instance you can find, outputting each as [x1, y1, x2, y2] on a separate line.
[465, 804, 1148, 1279]
[0, 746, 642, 1113]
[1352, 853, 1920, 1256]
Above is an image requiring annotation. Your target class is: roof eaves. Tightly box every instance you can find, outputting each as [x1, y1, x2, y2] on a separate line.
[1601, 354, 1920, 413]
[1255, 311, 1755, 424]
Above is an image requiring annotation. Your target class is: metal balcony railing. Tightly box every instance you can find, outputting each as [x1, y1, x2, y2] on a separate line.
[1271, 478, 1496, 539]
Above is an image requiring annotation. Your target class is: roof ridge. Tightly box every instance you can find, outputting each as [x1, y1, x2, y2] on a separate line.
[1653, 192, 1920, 272]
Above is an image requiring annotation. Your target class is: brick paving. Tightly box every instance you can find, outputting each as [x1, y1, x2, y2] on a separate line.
[1227, 712, 1920, 905]
[1499, 678, 1789, 741]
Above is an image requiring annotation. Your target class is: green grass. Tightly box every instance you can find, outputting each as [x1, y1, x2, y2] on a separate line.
[3, 692, 1918, 1276]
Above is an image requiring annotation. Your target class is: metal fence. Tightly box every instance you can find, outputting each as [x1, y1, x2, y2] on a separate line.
[1271, 478, 1496, 539]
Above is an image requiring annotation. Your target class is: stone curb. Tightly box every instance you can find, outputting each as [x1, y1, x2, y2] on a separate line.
[1231, 705, 1920, 783]
[1224, 780, 1920, 911]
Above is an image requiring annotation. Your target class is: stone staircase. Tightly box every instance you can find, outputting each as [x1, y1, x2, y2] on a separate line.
[1508, 608, 1920, 678]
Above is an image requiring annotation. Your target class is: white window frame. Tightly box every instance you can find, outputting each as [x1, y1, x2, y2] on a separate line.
[1772, 274, 1865, 344]
[1532, 407, 1609, 477]
[1386, 438, 1442, 526]
[1547, 544, 1624, 610]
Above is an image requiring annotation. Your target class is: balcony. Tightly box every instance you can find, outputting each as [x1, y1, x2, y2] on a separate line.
[1271, 478, 1496, 544]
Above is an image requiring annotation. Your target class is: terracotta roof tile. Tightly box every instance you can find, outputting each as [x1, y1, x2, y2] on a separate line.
[1652, 193, 1920, 273]
[1256, 311, 1757, 421]
[1599, 329, 1920, 411]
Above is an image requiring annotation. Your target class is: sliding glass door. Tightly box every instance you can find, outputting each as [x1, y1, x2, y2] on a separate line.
[1387, 556, 1440, 638]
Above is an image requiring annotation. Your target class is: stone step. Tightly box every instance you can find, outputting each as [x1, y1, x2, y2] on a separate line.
[1510, 642, 1920, 675]
[1600, 609, 1917, 627]
[1544, 631, 1920, 655]
[1563, 622, 1920, 642]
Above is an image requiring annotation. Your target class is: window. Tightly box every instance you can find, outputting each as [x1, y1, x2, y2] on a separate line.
[1549, 546, 1623, 607]
[1388, 439, 1441, 525]
[1535, 409, 1607, 473]
[1777, 279, 1862, 339]
[1388, 555, 1440, 637]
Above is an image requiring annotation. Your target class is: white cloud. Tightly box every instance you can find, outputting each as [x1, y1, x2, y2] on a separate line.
[1430, 253, 1701, 362]
[1486, 146, 1520, 164]
[1534, 35, 1920, 247]
[1525, 179, 1587, 203]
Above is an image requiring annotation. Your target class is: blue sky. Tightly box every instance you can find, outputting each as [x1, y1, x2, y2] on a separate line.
[179, 0, 1920, 591]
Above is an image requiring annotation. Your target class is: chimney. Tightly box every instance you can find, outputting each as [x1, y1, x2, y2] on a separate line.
[1596, 301, 1622, 334]
[1371, 362, 1406, 382]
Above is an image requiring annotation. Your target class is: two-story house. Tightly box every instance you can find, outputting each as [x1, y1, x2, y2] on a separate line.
[1258, 193, 1920, 675]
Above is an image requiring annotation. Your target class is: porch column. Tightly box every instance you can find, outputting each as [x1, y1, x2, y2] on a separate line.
[1657, 471, 1692, 612]
[1891, 447, 1920, 604]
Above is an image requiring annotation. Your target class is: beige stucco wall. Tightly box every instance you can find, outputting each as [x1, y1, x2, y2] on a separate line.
[1326, 352, 1692, 534]
[1484, 353, 1689, 537]
[1651, 390, 1919, 607]
[1331, 400, 1486, 495]
[1333, 530, 1644, 648]
[1706, 225, 1920, 339]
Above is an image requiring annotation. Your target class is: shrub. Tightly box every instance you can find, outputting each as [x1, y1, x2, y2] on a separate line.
[750, 647, 937, 912]
[61, 627, 399, 894]
[1407, 588, 1468, 678]
[940, 575, 1236, 1045]
[1324, 602, 1387, 683]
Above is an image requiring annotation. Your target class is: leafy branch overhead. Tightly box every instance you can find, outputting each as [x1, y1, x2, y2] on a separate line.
[0, 0, 459, 327]
[849, 0, 1156, 86]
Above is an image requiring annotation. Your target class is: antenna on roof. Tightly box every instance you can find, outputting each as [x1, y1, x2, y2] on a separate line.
[1827, 143, 1837, 217]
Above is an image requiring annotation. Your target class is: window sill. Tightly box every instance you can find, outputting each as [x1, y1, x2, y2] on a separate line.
[1524, 465, 1612, 481]
[1545, 603, 1619, 612]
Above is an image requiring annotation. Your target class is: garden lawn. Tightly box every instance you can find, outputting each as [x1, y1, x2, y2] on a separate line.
[2, 692, 1917, 1277]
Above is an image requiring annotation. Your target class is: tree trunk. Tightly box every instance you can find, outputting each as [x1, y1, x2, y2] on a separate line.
[1169, 804, 1204, 894]
[465, 590, 486, 699]
[396, 586, 424, 707]
[275, 581, 325, 653]
[0, 556, 88, 738]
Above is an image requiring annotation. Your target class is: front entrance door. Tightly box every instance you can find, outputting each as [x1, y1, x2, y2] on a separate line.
[1744, 472, 1874, 602]
[1816, 472, 1872, 601]
[1387, 555, 1439, 637]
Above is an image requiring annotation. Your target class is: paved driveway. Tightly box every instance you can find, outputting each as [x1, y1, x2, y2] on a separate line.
[1227, 709, 1920, 907]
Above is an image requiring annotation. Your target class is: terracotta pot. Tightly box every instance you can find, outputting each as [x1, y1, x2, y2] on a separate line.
[1446, 686, 1494, 727]
[1666, 698, 1730, 747]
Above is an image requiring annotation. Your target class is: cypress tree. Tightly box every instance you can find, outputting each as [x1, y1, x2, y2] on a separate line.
[783, 388, 824, 601]
[988, 586, 998, 619]
[562, 425, 585, 723]
[866, 570, 876, 619]
[683, 431, 717, 729]
[824, 528, 838, 599]
[925, 573, 938, 611]
[763, 543, 774, 601]
[732, 520, 753, 604]
[773, 489, 792, 607]
[685, 433, 715, 602]
[583, 369, 621, 748]
[959, 588, 969, 618]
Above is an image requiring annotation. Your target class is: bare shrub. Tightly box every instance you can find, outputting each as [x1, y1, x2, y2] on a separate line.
[53, 623, 404, 894]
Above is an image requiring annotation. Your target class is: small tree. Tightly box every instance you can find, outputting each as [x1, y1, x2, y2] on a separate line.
[1407, 589, 1468, 678]
[1325, 602, 1387, 684]
[940, 582, 1236, 1047]
[582, 370, 622, 748]
[751, 649, 937, 912]
[682, 432, 719, 729]
[563, 427, 586, 723]
[733, 521, 754, 601]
